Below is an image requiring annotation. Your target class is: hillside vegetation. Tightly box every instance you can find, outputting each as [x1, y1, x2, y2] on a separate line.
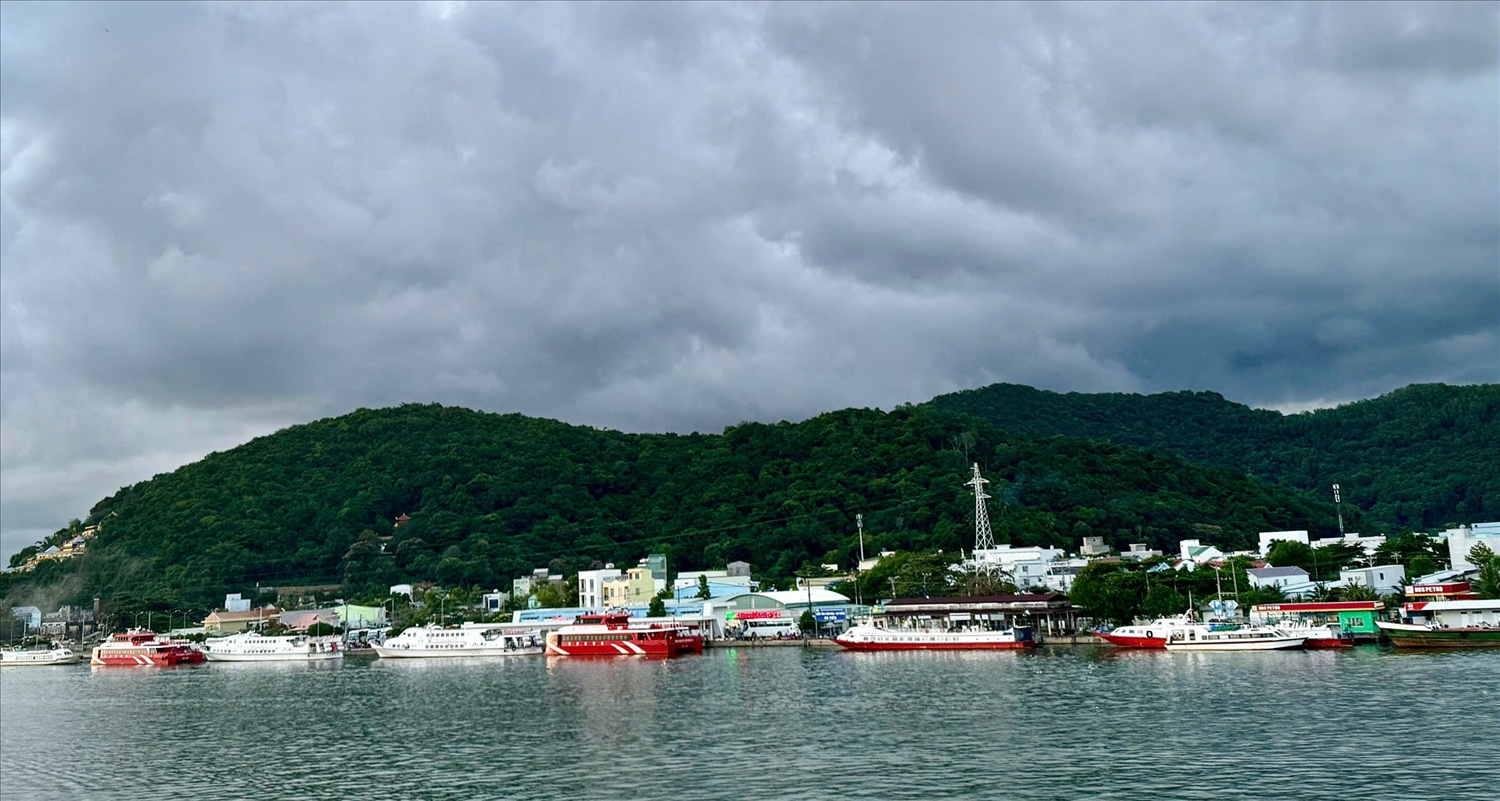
[929, 383, 1499, 532]
[2, 403, 1332, 610]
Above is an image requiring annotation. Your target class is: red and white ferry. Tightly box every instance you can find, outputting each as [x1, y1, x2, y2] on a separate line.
[545, 612, 704, 657]
[833, 624, 1038, 651]
[1097, 615, 1198, 649]
[91, 629, 206, 667]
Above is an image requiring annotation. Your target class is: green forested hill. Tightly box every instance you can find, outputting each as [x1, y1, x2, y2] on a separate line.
[2, 403, 1334, 609]
[928, 383, 1500, 531]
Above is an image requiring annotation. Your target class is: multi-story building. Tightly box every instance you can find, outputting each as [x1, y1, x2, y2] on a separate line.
[1445, 522, 1500, 571]
[578, 566, 623, 609]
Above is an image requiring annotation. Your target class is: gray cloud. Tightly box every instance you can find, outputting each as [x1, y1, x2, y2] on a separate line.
[2, 1, 1496, 559]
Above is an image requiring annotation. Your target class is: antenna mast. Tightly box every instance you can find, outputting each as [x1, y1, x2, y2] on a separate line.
[966, 463, 995, 553]
[1333, 484, 1345, 536]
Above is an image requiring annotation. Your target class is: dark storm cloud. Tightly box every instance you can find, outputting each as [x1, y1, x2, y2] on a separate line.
[2, 1, 1496, 558]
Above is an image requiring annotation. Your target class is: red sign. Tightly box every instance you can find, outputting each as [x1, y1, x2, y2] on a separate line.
[1408, 583, 1470, 594]
[1252, 601, 1383, 613]
[729, 610, 784, 620]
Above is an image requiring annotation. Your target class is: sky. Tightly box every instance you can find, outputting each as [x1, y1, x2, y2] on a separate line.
[1, 1, 1497, 561]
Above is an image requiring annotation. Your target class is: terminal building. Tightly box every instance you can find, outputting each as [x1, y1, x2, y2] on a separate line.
[1248, 601, 1385, 638]
[873, 594, 1078, 635]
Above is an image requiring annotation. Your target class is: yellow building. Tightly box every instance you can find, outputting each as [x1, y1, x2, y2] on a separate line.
[203, 607, 282, 634]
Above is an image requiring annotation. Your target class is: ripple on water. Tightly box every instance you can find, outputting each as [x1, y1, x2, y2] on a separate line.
[3, 646, 1498, 801]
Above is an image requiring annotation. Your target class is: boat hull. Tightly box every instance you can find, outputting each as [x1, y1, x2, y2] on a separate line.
[1377, 622, 1500, 648]
[373, 645, 543, 658]
[1164, 637, 1305, 651]
[1096, 632, 1166, 649]
[91, 650, 205, 666]
[0, 650, 80, 666]
[834, 639, 1037, 651]
[204, 650, 344, 662]
[544, 639, 701, 657]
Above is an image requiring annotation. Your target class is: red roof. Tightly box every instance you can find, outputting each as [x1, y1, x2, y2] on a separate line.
[1251, 601, 1383, 613]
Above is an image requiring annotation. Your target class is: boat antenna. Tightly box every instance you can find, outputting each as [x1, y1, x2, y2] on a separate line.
[966, 463, 995, 553]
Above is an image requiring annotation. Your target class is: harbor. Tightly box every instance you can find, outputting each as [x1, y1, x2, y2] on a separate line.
[4, 644, 1497, 801]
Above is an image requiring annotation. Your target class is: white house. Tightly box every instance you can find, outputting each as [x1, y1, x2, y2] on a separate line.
[1444, 522, 1500, 571]
[1340, 564, 1406, 596]
[1179, 539, 1224, 566]
[577, 566, 623, 609]
[1258, 530, 1309, 556]
[1247, 566, 1310, 591]
[963, 545, 1072, 590]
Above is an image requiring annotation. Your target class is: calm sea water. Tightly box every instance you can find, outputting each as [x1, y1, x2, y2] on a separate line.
[3, 646, 1497, 800]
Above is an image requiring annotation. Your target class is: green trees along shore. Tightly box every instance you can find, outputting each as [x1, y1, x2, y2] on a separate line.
[2, 382, 1493, 620]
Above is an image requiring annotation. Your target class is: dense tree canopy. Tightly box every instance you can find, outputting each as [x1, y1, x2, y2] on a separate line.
[931, 383, 1499, 532]
[2, 402, 1333, 612]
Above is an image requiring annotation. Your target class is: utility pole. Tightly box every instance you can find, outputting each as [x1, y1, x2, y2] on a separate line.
[1333, 484, 1345, 537]
[857, 514, 866, 565]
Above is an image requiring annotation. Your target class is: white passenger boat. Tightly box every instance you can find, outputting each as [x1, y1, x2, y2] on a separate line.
[202, 632, 343, 662]
[1164, 624, 1305, 651]
[834, 624, 1037, 651]
[0, 646, 81, 666]
[373, 624, 543, 658]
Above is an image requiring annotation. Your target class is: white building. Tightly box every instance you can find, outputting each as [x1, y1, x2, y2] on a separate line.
[1258, 530, 1309, 556]
[224, 593, 251, 613]
[1080, 537, 1111, 557]
[1340, 564, 1406, 596]
[1179, 539, 1224, 566]
[1247, 566, 1310, 590]
[1310, 532, 1386, 558]
[578, 566, 623, 609]
[961, 545, 1080, 593]
[1444, 522, 1500, 571]
[481, 590, 508, 613]
[1120, 543, 1163, 561]
[673, 569, 755, 591]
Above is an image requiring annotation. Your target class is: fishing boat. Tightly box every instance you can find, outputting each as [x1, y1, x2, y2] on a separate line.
[202, 631, 343, 662]
[834, 624, 1037, 651]
[1163, 623, 1305, 651]
[90, 630, 205, 666]
[0, 645, 81, 666]
[374, 623, 543, 658]
[1376, 621, 1500, 648]
[544, 612, 703, 657]
[1378, 599, 1500, 648]
[1097, 615, 1198, 649]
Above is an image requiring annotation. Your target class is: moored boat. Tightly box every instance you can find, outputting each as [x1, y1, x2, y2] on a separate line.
[0, 646, 81, 666]
[544, 612, 703, 657]
[1163, 624, 1305, 651]
[91, 630, 205, 666]
[834, 624, 1037, 651]
[1376, 621, 1500, 649]
[203, 631, 344, 662]
[1279, 621, 1354, 649]
[1097, 615, 1197, 649]
[374, 624, 543, 658]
